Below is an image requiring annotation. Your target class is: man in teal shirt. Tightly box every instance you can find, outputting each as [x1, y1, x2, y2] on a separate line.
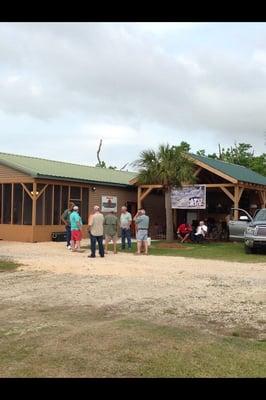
[69, 205, 83, 252]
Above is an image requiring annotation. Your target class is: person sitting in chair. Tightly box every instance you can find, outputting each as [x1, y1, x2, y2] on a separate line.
[192, 220, 208, 243]
[177, 222, 192, 243]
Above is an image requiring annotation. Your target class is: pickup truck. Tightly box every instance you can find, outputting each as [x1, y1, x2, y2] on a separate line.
[228, 208, 266, 253]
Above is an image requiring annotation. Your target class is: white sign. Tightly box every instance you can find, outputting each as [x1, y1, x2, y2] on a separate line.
[171, 185, 206, 209]
[101, 196, 117, 212]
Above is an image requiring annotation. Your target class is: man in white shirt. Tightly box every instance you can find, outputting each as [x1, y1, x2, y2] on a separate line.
[120, 206, 132, 250]
[193, 220, 208, 243]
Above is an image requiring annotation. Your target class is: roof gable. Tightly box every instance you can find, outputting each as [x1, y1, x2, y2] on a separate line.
[190, 154, 266, 186]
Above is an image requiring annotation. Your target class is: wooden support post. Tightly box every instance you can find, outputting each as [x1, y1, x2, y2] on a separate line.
[140, 187, 153, 202]
[238, 187, 244, 202]
[11, 183, 14, 224]
[21, 185, 24, 224]
[234, 185, 239, 220]
[42, 188, 45, 225]
[36, 184, 48, 200]
[137, 186, 142, 209]
[193, 167, 202, 177]
[59, 185, 62, 217]
[220, 186, 235, 202]
[32, 182, 37, 226]
[0, 184, 3, 224]
[258, 190, 266, 208]
[68, 185, 71, 205]
[51, 185, 54, 225]
[21, 183, 34, 200]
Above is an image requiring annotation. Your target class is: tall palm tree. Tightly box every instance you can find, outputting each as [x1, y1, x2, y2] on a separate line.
[134, 143, 195, 241]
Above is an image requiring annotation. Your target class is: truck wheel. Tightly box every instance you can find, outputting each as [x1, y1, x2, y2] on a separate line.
[245, 245, 254, 254]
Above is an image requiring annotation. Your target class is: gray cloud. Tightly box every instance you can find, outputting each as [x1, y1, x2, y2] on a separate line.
[0, 22, 266, 156]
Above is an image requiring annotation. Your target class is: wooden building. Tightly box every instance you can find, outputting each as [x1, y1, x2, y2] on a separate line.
[134, 153, 266, 233]
[0, 152, 137, 242]
[0, 152, 266, 242]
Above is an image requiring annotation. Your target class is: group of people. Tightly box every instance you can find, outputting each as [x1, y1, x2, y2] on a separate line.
[177, 220, 208, 244]
[61, 203, 150, 257]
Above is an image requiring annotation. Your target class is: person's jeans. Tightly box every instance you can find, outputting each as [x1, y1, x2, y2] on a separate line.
[90, 234, 104, 257]
[65, 225, 71, 246]
[121, 228, 131, 249]
[192, 233, 204, 243]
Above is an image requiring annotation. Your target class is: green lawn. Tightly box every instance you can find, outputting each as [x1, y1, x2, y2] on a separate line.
[0, 258, 20, 272]
[116, 241, 266, 263]
[0, 305, 265, 377]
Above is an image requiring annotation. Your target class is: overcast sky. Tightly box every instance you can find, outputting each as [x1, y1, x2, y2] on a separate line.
[1, 22, 266, 170]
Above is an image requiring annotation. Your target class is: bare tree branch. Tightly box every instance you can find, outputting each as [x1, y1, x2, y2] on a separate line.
[97, 139, 103, 165]
[120, 162, 129, 171]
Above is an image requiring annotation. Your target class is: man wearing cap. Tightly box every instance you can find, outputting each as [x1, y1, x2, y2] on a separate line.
[69, 205, 83, 252]
[61, 201, 75, 249]
[104, 211, 119, 254]
[88, 205, 105, 258]
[134, 209, 150, 255]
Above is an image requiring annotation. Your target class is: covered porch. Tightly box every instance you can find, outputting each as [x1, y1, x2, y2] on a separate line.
[132, 154, 266, 239]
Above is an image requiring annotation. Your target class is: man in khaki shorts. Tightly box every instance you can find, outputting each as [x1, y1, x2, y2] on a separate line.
[134, 209, 150, 255]
[104, 211, 118, 254]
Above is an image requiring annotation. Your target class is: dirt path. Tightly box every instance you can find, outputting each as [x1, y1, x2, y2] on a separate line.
[0, 240, 265, 338]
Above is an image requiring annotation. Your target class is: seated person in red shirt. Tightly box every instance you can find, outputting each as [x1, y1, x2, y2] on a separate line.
[177, 222, 192, 243]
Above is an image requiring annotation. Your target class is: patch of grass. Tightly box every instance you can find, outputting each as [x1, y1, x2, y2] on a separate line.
[0, 305, 265, 377]
[122, 241, 266, 263]
[0, 258, 21, 272]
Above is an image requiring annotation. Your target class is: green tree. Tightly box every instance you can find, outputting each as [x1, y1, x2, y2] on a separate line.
[133, 143, 195, 241]
[197, 142, 266, 176]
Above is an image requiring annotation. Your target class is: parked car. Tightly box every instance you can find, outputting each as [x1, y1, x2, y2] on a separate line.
[228, 208, 266, 253]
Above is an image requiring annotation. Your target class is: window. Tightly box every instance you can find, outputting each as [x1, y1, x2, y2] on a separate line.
[45, 185, 52, 225]
[13, 184, 23, 224]
[81, 188, 89, 224]
[61, 186, 68, 216]
[53, 185, 61, 225]
[23, 190, 32, 225]
[70, 186, 81, 200]
[36, 192, 44, 225]
[3, 184, 12, 224]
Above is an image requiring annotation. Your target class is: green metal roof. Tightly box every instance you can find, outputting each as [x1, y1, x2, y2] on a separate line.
[190, 153, 266, 186]
[0, 152, 137, 187]
[1, 151, 265, 187]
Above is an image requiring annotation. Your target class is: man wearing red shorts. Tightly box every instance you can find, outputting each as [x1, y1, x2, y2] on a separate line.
[70, 205, 83, 252]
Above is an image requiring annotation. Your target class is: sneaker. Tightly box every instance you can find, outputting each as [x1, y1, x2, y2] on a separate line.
[88, 255, 95, 258]
[67, 245, 71, 250]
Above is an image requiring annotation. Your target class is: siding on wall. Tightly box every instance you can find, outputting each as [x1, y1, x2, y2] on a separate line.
[89, 185, 137, 218]
[0, 225, 34, 242]
[0, 164, 33, 182]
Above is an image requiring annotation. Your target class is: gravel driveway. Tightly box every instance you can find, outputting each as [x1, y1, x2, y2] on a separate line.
[1, 240, 265, 338]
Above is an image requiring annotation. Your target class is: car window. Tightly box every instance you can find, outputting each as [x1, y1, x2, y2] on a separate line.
[254, 209, 266, 222]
